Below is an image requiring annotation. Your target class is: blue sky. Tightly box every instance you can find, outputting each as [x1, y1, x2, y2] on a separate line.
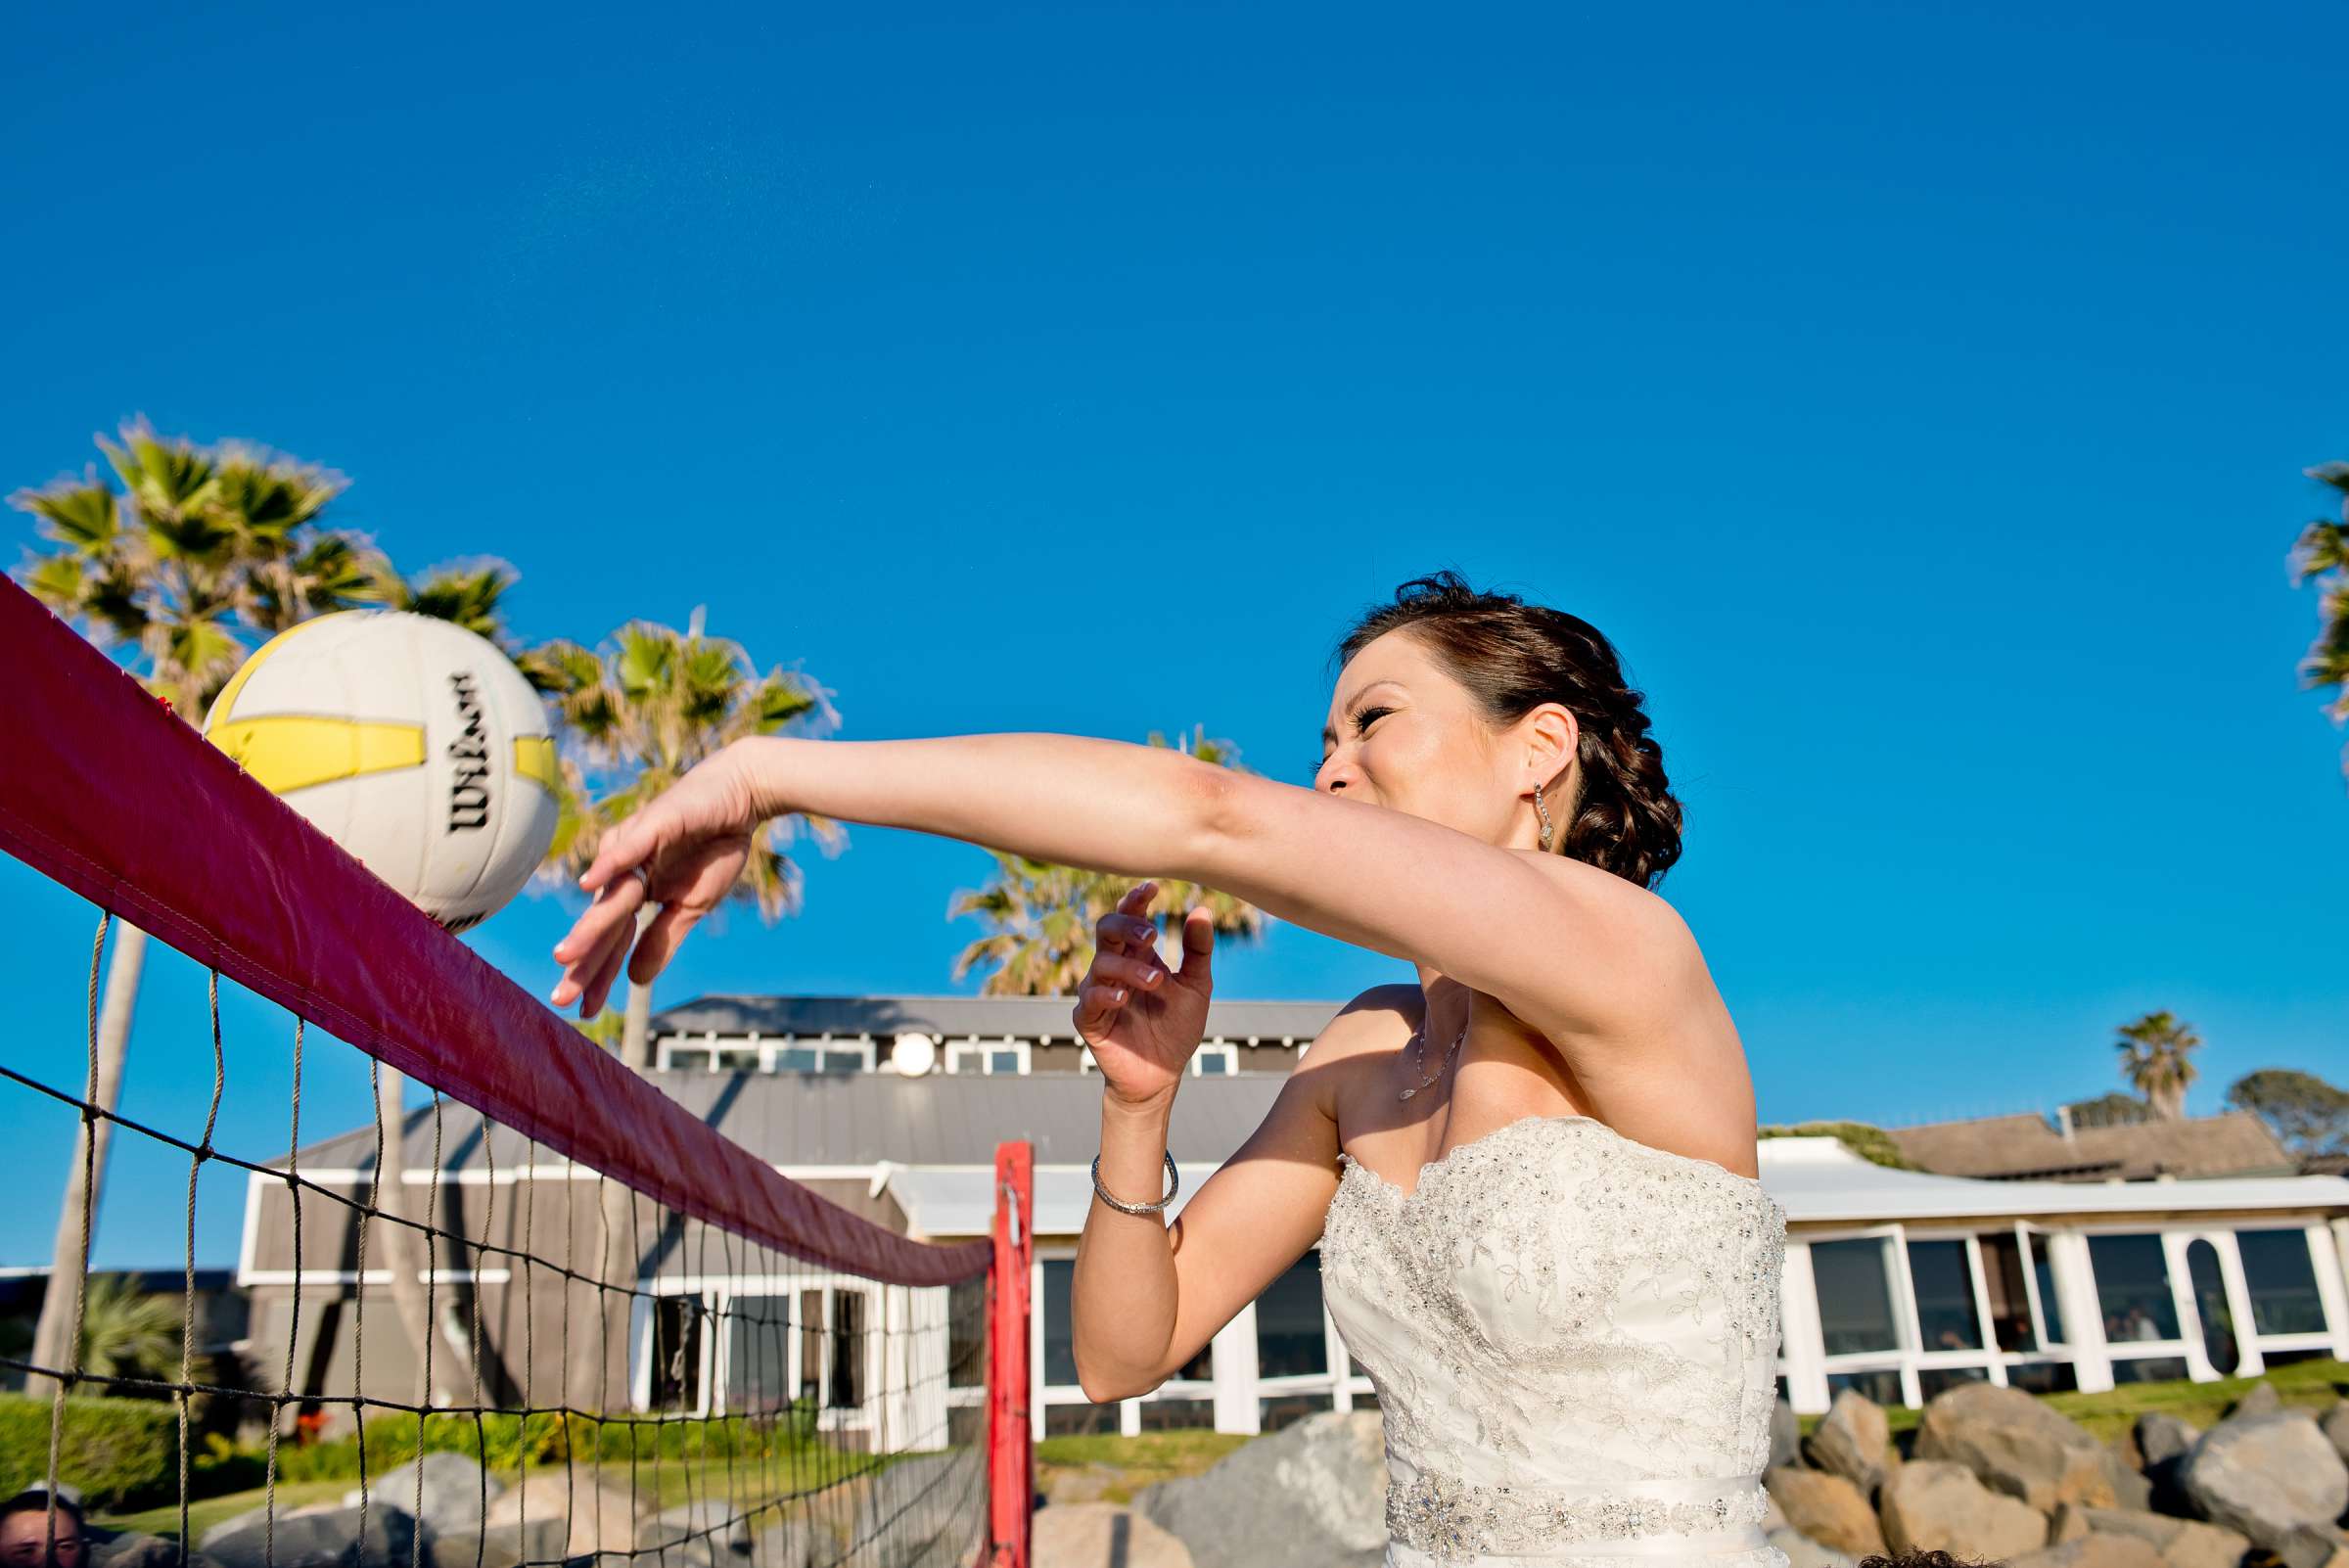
[2, 0, 2344, 1268]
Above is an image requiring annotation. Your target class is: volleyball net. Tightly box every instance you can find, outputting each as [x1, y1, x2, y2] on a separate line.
[0, 577, 1034, 1568]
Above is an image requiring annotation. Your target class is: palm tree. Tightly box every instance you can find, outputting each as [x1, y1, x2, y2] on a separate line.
[2115, 1010, 2201, 1122]
[947, 725, 1267, 995]
[72, 1273, 182, 1386]
[9, 420, 514, 1408]
[2289, 459, 2349, 779]
[522, 614, 843, 1413]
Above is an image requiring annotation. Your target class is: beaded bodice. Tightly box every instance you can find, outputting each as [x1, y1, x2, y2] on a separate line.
[1319, 1115, 1789, 1566]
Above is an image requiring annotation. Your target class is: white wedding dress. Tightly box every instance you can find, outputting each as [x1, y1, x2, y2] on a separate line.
[1320, 1114, 1790, 1567]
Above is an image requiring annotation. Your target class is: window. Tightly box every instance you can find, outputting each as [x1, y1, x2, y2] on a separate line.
[2088, 1234, 2180, 1343]
[1192, 1043, 1239, 1076]
[1256, 1254, 1328, 1377]
[714, 1046, 760, 1071]
[1137, 1399, 1216, 1431]
[1917, 1365, 1990, 1401]
[723, 1294, 793, 1412]
[948, 1039, 1030, 1075]
[1041, 1259, 1080, 1386]
[947, 1275, 989, 1389]
[664, 1046, 713, 1072]
[827, 1290, 867, 1410]
[2028, 1233, 2066, 1345]
[2185, 1239, 2237, 1375]
[774, 1042, 869, 1075]
[1907, 1240, 1983, 1352]
[1974, 1233, 2036, 1353]
[1260, 1391, 1334, 1431]
[2108, 1356, 2188, 1385]
[1825, 1367, 1904, 1405]
[2237, 1229, 2326, 1336]
[650, 1295, 705, 1412]
[1812, 1238, 1902, 1356]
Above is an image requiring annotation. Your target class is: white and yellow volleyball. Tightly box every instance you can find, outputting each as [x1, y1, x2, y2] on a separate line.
[204, 612, 562, 933]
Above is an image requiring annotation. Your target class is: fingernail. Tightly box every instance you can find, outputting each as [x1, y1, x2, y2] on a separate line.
[1112, 988, 1127, 1001]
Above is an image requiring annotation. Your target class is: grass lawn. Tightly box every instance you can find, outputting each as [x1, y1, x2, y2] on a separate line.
[91, 1446, 905, 1545]
[1036, 1429, 1253, 1504]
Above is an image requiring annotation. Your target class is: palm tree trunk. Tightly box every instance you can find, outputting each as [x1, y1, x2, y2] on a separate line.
[570, 934, 656, 1417]
[374, 1065, 451, 1407]
[24, 923, 146, 1402]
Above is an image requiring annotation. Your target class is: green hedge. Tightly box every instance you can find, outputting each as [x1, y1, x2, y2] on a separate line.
[0, 1396, 180, 1512]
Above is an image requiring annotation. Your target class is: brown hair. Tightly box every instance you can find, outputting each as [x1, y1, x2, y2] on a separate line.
[1335, 571, 1684, 889]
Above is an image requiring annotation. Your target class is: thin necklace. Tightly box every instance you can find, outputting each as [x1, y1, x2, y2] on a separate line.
[1399, 1013, 1469, 1102]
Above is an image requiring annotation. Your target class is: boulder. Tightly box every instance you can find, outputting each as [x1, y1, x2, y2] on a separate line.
[426, 1517, 566, 1568]
[481, 1474, 642, 1558]
[84, 1529, 189, 1568]
[840, 1450, 989, 1568]
[2135, 1413, 2201, 1471]
[2228, 1382, 2280, 1419]
[2280, 1522, 2349, 1568]
[2049, 1504, 2093, 1544]
[1770, 1398, 1803, 1472]
[1916, 1382, 2115, 1512]
[2006, 1536, 2166, 1568]
[2068, 1506, 2251, 1568]
[1878, 1459, 2050, 1562]
[1763, 1468, 1884, 1557]
[204, 1503, 422, 1568]
[2180, 1411, 2349, 1553]
[1033, 1502, 1197, 1568]
[2321, 1401, 2349, 1467]
[1803, 1391, 1890, 1496]
[640, 1498, 756, 1566]
[345, 1453, 506, 1538]
[1133, 1410, 1387, 1568]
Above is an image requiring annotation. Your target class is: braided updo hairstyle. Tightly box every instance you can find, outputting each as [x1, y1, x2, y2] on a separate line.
[1335, 571, 1684, 890]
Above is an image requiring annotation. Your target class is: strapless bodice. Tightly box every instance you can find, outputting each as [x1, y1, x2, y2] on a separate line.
[1319, 1115, 1789, 1567]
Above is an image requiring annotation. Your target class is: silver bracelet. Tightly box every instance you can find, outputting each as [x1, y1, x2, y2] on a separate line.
[1091, 1151, 1180, 1216]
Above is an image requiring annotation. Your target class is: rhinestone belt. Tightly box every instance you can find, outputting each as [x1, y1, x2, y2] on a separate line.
[1388, 1469, 1772, 1559]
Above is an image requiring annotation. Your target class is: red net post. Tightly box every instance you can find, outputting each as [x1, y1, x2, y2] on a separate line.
[986, 1140, 1034, 1568]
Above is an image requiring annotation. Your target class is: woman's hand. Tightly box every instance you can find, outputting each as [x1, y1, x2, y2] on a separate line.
[548, 741, 767, 1017]
[1074, 881, 1217, 1108]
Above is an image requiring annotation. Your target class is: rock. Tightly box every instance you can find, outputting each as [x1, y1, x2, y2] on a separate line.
[641, 1498, 757, 1566]
[1803, 1391, 1890, 1496]
[1133, 1410, 1387, 1568]
[2180, 1411, 2349, 1553]
[204, 1504, 423, 1568]
[1763, 1468, 1884, 1558]
[426, 1518, 566, 1568]
[1770, 1398, 1803, 1472]
[2229, 1382, 2280, 1419]
[1878, 1459, 2050, 1562]
[2103, 1452, 2154, 1513]
[2071, 1506, 2252, 1568]
[1916, 1382, 2115, 1512]
[2136, 1413, 2202, 1469]
[1033, 1502, 1197, 1568]
[2321, 1402, 2349, 1467]
[2049, 1503, 2093, 1544]
[2007, 1536, 2166, 1568]
[84, 1529, 189, 1568]
[482, 1473, 643, 1558]
[1765, 1526, 1860, 1568]
[345, 1453, 506, 1537]
[840, 1451, 988, 1568]
[2280, 1522, 2349, 1568]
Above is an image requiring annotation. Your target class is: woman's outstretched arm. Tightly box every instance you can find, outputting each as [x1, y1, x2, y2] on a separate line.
[553, 730, 1693, 1050]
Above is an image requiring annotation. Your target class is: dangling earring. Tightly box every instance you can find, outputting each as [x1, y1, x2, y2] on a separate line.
[1532, 780, 1555, 852]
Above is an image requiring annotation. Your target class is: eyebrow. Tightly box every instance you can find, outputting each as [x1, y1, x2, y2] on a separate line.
[1320, 680, 1405, 749]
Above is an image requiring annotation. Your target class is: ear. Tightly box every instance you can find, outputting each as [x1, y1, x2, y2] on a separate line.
[1518, 702, 1578, 791]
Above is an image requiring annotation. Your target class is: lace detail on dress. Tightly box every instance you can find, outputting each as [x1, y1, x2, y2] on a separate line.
[1320, 1116, 1788, 1564]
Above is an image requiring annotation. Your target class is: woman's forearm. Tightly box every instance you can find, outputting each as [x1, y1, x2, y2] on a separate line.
[735, 733, 1222, 882]
[1070, 1089, 1183, 1401]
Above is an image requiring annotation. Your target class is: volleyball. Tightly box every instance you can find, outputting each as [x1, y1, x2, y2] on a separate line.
[203, 611, 562, 933]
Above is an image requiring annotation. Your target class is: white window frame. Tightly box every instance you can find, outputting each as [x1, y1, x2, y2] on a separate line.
[2231, 1222, 2345, 1362]
[768, 1034, 878, 1075]
[1190, 1042, 1240, 1077]
[947, 1037, 1032, 1075]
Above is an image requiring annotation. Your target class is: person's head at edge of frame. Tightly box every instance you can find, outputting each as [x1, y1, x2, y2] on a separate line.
[1318, 570, 1683, 891]
[0, 1485, 86, 1568]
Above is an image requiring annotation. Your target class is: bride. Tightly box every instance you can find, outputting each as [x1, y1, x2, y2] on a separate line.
[550, 571, 1788, 1567]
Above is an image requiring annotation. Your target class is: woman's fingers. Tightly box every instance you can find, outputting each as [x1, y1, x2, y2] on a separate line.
[1091, 950, 1167, 991]
[579, 920, 634, 1019]
[628, 899, 705, 987]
